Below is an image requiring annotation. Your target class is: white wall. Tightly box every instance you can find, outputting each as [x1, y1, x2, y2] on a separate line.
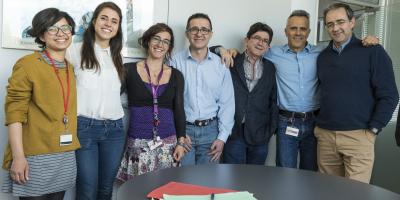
[168, 0, 291, 52]
[166, 0, 319, 52]
[0, 0, 317, 199]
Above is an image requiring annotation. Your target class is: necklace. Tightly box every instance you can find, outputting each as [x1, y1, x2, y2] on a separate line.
[144, 60, 164, 140]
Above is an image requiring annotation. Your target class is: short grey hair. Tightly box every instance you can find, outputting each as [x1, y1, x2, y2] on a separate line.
[288, 10, 310, 20]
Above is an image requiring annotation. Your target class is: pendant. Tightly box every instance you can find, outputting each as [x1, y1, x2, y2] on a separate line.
[63, 114, 68, 125]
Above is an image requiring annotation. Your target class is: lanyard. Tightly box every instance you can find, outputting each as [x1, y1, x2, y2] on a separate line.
[144, 60, 164, 140]
[44, 50, 70, 129]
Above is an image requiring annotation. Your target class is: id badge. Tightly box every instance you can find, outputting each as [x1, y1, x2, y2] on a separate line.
[285, 126, 299, 137]
[60, 133, 73, 146]
[147, 136, 162, 150]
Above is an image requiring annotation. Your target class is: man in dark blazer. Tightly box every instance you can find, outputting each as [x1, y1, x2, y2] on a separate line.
[213, 22, 278, 164]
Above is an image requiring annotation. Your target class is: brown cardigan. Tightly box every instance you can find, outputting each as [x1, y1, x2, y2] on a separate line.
[3, 51, 80, 169]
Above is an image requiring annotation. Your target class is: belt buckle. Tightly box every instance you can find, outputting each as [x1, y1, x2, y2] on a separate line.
[196, 120, 209, 127]
[195, 120, 203, 126]
[194, 118, 214, 127]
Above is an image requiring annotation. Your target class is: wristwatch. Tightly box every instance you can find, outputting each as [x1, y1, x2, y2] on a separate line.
[369, 127, 379, 134]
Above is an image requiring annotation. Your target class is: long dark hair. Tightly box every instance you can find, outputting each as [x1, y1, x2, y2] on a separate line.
[80, 2, 124, 80]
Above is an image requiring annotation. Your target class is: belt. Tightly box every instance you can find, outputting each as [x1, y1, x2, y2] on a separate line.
[279, 109, 319, 119]
[186, 116, 217, 127]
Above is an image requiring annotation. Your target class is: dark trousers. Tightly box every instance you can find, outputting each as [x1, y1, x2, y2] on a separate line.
[276, 115, 318, 171]
[223, 124, 268, 165]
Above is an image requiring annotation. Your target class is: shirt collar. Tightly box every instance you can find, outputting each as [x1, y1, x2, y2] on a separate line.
[283, 42, 311, 53]
[332, 36, 352, 53]
[185, 48, 212, 60]
[94, 42, 111, 55]
[244, 50, 263, 63]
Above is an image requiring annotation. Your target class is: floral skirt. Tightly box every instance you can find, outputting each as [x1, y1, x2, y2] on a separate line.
[116, 135, 177, 183]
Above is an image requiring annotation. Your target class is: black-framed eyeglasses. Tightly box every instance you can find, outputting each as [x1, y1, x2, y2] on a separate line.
[250, 35, 270, 45]
[47, 25, 73, 35]
[325, 19, 349, 30]
[186, 27, 212, 35]
[150, 36, 171, 47]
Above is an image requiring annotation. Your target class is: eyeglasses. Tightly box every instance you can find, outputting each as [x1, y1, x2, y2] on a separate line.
[186, 27, 212, 35]
[250, 35, 270, 45]
[150, 36, 171, 47]
[47, 25, 73, 35]
[325, 19, 349, 30]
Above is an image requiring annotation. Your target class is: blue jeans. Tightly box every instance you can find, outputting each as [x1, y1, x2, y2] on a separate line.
[223, 133, 268, 165]
[180, 120, 219, 165]
[75, 116, 125, 200]
[276, 115, 318, 171]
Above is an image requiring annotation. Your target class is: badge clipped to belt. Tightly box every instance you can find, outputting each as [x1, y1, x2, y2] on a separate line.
[285, 116, 299, 137]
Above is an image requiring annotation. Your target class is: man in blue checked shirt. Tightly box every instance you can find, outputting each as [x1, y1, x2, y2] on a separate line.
[170, 13, 235, 165]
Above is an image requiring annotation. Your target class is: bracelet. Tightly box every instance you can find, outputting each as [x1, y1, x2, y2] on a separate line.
[176, 141, 185, 147]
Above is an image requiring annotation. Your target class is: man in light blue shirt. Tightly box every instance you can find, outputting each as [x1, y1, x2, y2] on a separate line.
[170, 13, 235, 165]
[266, 10, 320, 171]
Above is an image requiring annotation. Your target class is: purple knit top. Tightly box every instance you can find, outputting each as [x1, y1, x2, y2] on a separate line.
[128, 83, 176, 139]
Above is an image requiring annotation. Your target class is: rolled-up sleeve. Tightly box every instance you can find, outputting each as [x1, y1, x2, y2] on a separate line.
[5, 63, 32, 125]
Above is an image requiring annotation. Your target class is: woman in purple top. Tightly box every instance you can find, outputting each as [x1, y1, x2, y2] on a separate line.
[116, 23, 186, 182]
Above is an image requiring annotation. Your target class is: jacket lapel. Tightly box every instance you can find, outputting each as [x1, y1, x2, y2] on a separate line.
[250, 58, 268, 93]
[234, 53, 248, 91]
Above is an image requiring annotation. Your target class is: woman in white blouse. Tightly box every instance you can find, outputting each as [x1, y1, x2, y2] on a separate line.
[66, 2, 125, 199]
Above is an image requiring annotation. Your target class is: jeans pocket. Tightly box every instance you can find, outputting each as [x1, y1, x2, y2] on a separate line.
[77, 118, 92, 139]
[116, 119, 124, 129]
[77, 121, 90, 133]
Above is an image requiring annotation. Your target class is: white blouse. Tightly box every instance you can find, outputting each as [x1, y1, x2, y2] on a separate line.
[66, 42, 124, 120]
